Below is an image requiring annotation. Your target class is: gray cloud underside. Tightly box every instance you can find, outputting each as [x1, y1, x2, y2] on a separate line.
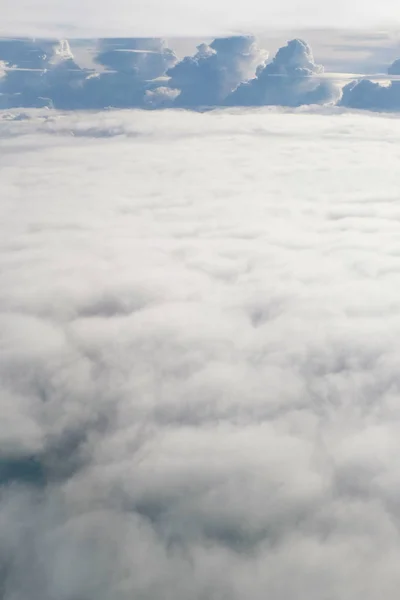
[2, 36, 400, 111]
[2, 108, 400, 599]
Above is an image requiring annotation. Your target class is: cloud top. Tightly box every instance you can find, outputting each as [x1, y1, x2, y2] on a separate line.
[2, 107, 400, 599]
[227, 38, 340, 106]
[2, 35, 400, 111]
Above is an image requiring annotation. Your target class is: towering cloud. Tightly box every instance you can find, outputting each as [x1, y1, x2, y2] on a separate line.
[227, 39, 340, 107]
[340, 56, 400, 111]
[166, 35, 267, 107]
[0, 39, 86, 109]
[82, 38, 177, 109]
[94, 38, 177, 80]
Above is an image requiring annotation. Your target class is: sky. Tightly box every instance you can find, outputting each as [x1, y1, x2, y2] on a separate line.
[1, 0, 400, 38]
[2, 107, 400, 599]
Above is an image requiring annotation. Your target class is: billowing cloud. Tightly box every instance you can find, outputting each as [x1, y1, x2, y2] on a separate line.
[80, 38, 178, 109]
[0, 39, 86, 109]
[227, 38, 340, 107]
[167, 35, 267, 106]
[2, 108, 400, 599]
[94, 37, 177, 79]
[340, 56, 400, 111]
[144, 85, 180, 108]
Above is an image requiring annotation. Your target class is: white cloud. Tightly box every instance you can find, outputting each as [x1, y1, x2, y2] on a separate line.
[1, 37, 340, 110]
[167, 35, 267, 107]
[2, 107, 400, 598]
[1, 0, 400, 38]
[340, 56, 400, 110]
[227, 39, 341, 106]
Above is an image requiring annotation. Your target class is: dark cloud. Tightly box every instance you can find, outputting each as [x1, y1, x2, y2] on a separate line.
[227, 39, 340, 107]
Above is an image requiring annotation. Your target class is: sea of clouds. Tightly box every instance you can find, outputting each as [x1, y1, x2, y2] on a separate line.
[1, 107, 400, 599]
[1, 35, 400, 112]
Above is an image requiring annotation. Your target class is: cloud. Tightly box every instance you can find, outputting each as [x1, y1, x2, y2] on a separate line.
[1, 0, 400, 39]
[81, 38, 178, 109]
[0, 39, 86, 109]
[94, 38, 177, 79]
[227, 39, 341, 107]
[166, 35, 267, 107]
[340, 56, 400, 110]
[0, 37, 179, 110]
[2, 107, 400, 599]
[388, 58, 400, 74]
[144, 86, 180, 108]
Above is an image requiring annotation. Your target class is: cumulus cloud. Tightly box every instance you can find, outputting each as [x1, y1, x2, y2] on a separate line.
[81, 37, 178, 109]
[144, 85, 180, 108]
[340, 55, 400, 111]
[228, 38, 341, 107]
[0, 38, 87, 109]
[2, 107, 400, 599]
[94, 37, 177, 79]
[166, 35, 267, 106]
[0, 37, 179, 110]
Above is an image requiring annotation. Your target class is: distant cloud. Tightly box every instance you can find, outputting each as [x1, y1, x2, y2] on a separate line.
[388, 58, 400, 75]
[94, 38, 177, 79]
[144, 86, 180, 108]
[0, 39, 86, 109]
[5, 36, 400, 112]
[167, 35, 267, 107]
[340, 56, 400, 111]
[227, 39, 341, 107]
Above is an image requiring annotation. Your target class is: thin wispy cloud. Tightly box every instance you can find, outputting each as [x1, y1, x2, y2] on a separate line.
[1, 0, 400, 38]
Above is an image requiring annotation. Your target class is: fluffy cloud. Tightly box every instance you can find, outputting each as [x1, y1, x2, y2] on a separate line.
[0, 39, 86, 109]
[340, 56, 400, 111]
[81, 38, 178, 109]
[166, 35, 267, 107]
[227, 39, 340, 107]
[94, 38, 177, 79]
[0, 37, 179, 110]
[2, 107, 400, 599]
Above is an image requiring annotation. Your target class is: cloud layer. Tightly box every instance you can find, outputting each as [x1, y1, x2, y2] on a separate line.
[2, 107, 400, 599]
[1, 0, 400, 39]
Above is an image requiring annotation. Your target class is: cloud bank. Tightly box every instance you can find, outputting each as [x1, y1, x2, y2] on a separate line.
[0, 35, 344, 110]
[3, 35, 400, 111]
[2, 107, 400, 599]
